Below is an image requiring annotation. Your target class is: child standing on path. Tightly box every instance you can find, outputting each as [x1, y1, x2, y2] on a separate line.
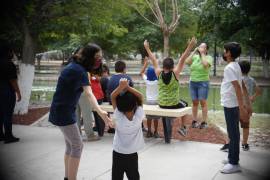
[144, 37, 197, 142]
[111, 78, 145, 180]
[221, 60, 262, 152]
[140, 57, 160, 138]
[239, 60, 261, 150]
[220, 42, 251, 174]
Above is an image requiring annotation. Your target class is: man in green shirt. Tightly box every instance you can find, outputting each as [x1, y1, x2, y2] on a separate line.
[186, 43, 213, 129]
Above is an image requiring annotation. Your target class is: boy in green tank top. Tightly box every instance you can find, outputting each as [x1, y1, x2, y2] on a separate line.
[144, 38, 197, 143]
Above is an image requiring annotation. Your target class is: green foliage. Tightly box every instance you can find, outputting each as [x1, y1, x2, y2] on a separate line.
[198, 0, 270, 58]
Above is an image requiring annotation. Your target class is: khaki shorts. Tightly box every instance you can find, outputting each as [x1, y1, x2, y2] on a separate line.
[240, 117, 250, 128]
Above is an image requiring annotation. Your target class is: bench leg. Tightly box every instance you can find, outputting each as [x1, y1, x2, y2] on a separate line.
[162, 117, 172, 143]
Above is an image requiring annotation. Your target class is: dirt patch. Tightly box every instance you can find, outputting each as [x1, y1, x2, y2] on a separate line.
[142, 115, 227, 144]
[12, 107, 227, 144]
[12, 107, 50, 125]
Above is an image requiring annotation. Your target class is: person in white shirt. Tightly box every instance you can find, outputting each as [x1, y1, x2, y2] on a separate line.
[140, 57, 160, 138]
[220, 42, 251, 174]
[111, 78, 145, 180]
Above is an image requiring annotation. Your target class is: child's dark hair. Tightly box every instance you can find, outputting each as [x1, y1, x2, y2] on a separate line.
[224, 42, 241, 60]
[163, 57, 174, 70]
[74, 43, 101, 72]
[239, 60, 251, 75]
[115, 60, 126, 73]
[116, 91, 142, 113]
[102, 64, 110, 75]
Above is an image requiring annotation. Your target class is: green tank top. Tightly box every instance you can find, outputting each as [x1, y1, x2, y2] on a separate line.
[158, 71, 180, 106]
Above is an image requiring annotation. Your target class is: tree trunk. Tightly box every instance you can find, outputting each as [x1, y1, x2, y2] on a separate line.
[14, 20, 36, 115]
[163, 32, 169, 58]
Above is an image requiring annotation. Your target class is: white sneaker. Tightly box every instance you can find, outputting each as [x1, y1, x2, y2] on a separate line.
[221, 163, 241, 174]
[222, 158, 229, 164]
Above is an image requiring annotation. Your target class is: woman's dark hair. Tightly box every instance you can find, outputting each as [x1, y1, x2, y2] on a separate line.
[163, 57, 174, 70]
[75, 43, 101, 72]
[238, 60, 251, 75]
[224, 42, 241, 60]
[115, 60, 126, 73]
[116, 91, 142, 113]
[102, 64, 110, 75]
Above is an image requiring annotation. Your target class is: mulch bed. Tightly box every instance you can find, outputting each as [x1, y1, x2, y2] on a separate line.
[12, 107, 227, 144]
[12, 107, 50, 125]
[143, 115, 227, 144]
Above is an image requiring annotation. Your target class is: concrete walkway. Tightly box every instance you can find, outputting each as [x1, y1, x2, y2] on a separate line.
[0, 125, 269, 180]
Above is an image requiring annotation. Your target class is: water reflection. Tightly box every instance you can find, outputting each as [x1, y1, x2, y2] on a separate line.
[31, 80, 270, 114]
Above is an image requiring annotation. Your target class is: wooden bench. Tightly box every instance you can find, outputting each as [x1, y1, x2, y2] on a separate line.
[100, 103, 192, 143]
[100, 103, 191, 117]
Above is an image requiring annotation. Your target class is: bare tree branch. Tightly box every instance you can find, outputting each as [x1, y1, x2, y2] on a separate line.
[153, 0, 166, 30]
[145, 0, 160, 22]
[123, 1, 160, 27]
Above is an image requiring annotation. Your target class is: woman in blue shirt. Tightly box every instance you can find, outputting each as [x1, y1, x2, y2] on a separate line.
[49, 43, 112, 180]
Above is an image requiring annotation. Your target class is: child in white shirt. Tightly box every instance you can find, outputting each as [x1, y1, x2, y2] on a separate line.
[220, 42, 251, 174]
[111, 78, 145, 180]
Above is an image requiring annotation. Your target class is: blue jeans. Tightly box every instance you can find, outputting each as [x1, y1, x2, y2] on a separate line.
[224, 107, 240, 165]
[189, 81, 209, 100]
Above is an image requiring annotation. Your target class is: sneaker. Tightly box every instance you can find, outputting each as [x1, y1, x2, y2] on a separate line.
[220, 163, 241, 174]
[107, 128, 115, 134]
[86, 135, 100, 141]
[178, 126, 188, 137]
[93, 126, 98, 132]
[142, 127, 148, 133]
[199, 122, 208, 129]
[4, 135, 20, 144]
[242, 144, 250, 151]
[220, 144, 229, 152]
[146, 131, 153, 138]
[153, 131, 160, 138]
[222, 158, 229, 164]
[192, 120, 199, 128]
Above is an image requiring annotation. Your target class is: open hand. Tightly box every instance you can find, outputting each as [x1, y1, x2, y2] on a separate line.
[99, 110, 113, 127]
[119, 78, 129, 90]
[144, 40, 150, 49]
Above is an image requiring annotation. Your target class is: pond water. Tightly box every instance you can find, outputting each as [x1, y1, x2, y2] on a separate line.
[31, 80, 270, 114]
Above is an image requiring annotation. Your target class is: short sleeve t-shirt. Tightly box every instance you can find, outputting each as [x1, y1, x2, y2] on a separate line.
[220, 62, 242, 107]
[107, 74, 134, 102]
[143, 74, 158, 102]
[49, 61, 90, 126]
[190, 54, 213, 81]
[113, 106, 145, 154]
[242, 75, 256, 96]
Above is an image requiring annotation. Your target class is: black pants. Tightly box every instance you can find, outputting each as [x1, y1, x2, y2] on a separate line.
[0, 85, 16, 136]
[224, 107, 240, 165]
[112, 151, 140, 180]
[94, 99, 105, 136]
[162, 117, 173, 143]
